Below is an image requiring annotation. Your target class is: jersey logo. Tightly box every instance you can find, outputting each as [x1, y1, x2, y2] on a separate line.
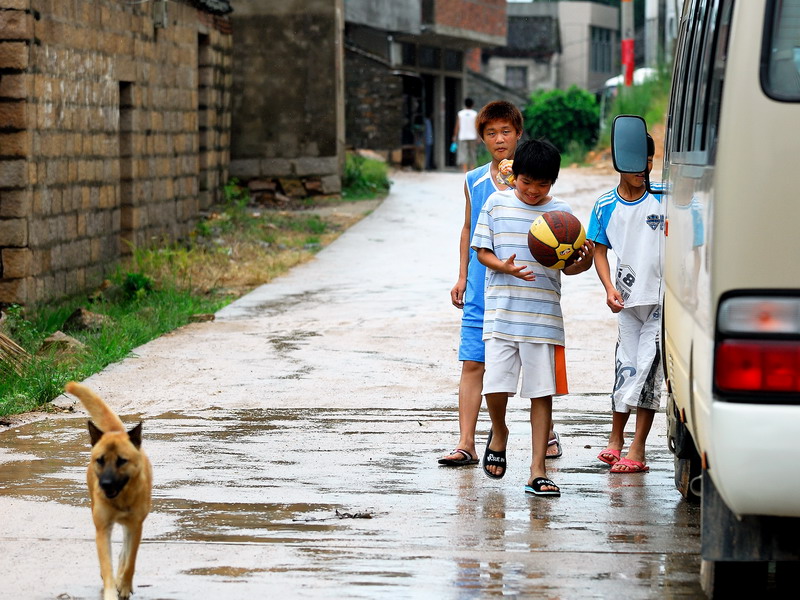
[646, 214, 664, 230]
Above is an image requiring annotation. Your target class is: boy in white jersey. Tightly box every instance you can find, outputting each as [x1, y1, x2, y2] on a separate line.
[471, 139, 595, 496]
[588, 134, 664, 474]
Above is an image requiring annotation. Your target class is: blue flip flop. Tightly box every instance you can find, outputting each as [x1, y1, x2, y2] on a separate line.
[482, 429, 507, 479]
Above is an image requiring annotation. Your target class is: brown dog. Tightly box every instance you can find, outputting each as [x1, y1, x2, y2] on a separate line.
[66, 382, 152, 600]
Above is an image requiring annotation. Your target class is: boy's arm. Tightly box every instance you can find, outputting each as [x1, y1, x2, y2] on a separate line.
[452, 117, 460, 142]
[562, 240, 595, 276]
[450, 182, 471, 308]
[476, 248, 535, 281]
[592, 243, 624, 313]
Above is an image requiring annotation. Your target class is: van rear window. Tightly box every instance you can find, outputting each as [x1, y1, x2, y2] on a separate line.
[762, 0, 800, 101]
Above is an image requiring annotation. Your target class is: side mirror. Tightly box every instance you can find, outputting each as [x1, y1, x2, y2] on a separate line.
[611, 115, 648, 173]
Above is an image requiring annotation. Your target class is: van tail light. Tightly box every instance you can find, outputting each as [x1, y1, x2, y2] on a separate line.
[715, 296, 800, 398]
[715, 341, 800, 393]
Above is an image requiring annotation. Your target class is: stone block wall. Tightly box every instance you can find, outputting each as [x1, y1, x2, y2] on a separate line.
[344, 50, 403, 155]
[229, 0, 344, 199]
[0, 0, 232, 305]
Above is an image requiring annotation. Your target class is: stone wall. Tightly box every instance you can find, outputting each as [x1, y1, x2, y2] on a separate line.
[344, 49, 403, 154]
[0, 0, 232, 305]
[229, 0, 344, 200]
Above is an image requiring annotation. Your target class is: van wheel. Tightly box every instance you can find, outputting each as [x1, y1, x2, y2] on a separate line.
[668, 398, 701, 502]
[674, 454, 701, 503]
[700, 559, 769, 597]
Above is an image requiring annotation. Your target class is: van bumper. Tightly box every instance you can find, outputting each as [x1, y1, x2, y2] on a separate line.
[709, 401, 800, 517]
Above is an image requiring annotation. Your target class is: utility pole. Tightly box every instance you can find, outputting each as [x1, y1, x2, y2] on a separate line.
[621, 0, 635, 86]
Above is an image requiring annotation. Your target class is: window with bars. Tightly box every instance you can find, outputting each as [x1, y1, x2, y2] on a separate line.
[505, 65, 528, 90]
[591, 27, 613, 73]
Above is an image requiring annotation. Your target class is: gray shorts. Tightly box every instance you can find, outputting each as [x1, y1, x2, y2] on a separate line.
[456, 139, 477, 166]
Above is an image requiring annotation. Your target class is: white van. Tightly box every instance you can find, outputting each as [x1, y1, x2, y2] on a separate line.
[612, 0, 800, 596]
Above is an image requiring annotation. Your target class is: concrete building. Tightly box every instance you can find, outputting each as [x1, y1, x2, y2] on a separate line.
[482, 1, 619, 95]
[0, 0, 233, 305]
[229, 0, 506, 191]
[229, 0, 345, 198]
[344, 0, 507, 170]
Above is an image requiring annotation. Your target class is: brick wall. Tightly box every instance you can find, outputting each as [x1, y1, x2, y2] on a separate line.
[344, 50, 403, 154]
[431, 0, 507, 39]
[0, 0, 232, 305]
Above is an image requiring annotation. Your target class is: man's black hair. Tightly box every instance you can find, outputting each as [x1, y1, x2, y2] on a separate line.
[646, 133, 655, 157]
[511, 139, 560, 183]
[464, 97, 474, 108]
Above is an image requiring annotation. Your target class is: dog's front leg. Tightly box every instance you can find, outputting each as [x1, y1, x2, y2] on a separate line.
[116, 521, 143, 599]
[95, 525, 117, 600]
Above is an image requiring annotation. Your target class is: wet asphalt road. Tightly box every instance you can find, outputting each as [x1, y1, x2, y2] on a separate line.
[0, 170, 704, 599]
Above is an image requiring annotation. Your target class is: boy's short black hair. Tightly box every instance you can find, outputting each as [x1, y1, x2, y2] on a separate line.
[464, 97, 474, 108]
[512, 139, 560, 183]
[646, 133, 655, 157]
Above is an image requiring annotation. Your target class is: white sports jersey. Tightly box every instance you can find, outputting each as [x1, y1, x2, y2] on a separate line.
[587, 186, 664, 307]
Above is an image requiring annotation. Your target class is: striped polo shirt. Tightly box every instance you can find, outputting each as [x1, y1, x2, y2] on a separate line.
[471, 188, 574, 345]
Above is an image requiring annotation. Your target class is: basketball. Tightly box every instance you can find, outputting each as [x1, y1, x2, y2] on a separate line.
[527, 211, 586, 269]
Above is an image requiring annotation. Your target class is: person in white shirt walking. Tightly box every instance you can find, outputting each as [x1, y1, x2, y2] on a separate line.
[452, 98, 478, 173]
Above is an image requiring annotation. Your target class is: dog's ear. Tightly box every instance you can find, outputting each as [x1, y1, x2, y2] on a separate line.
[127, 422, 143, 449]
[87, 420, 104, 446]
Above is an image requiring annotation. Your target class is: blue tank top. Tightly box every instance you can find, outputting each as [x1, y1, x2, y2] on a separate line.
[463, 163, 499, 327]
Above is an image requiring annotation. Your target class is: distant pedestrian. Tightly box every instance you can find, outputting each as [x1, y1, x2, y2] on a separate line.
[452, 98, 478, 173]
[424, 114, 434, 170]
[588, 133, 664, 474]
[470, 139, 595, 496]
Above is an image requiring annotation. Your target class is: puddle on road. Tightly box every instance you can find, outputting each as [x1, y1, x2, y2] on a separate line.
[0, 404, 705, 598]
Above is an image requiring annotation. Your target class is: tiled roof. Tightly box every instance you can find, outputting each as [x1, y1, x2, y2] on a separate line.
[190, 0, 233, 15]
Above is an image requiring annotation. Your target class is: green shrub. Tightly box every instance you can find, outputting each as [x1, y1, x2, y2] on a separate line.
[122, 272, 154, 300]
[524, 86, 600, 156]
[342, 153, 390, 200]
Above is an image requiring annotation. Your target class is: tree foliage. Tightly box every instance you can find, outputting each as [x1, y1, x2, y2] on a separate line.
[524, 86, 600, 154]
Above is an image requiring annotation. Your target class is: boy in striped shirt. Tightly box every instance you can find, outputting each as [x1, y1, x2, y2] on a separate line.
[471, 139, 594, 496]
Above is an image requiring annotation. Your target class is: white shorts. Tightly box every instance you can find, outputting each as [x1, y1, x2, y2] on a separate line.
[612, 304, 663, 413]
[483, 338, 558, 398]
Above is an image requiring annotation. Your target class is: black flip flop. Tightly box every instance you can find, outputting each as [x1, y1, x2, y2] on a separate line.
[482, 429, 507, 479]
[438, 448, 479, 466]
[525, 477, 561, 497]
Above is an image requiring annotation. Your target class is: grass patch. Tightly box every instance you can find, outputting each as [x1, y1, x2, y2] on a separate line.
[0, 286, 225, 416]
[342, 153, 391, 201]
[1, 176, 387, 416]
[599, 64, 672, 147]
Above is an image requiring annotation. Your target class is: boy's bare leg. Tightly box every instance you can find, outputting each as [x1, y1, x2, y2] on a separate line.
[529, 395, 557, 491]
[484, 392, 509, 477]
[601, 410, 630, 457]
[440, 360, 484, 461]
[615, 407, 656, 469]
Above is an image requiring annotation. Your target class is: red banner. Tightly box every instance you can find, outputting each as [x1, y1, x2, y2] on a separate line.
[621, 39, 635, 86]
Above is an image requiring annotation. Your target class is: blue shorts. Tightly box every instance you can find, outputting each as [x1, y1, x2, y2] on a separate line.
[458, 325, 485, 363]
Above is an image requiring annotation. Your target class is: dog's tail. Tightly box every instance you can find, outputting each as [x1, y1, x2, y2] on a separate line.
[65, 382, 126, 433]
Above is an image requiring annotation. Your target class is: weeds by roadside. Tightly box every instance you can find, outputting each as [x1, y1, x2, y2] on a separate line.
[0, 164, 389, 416]
[342, 152, 391, 201]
